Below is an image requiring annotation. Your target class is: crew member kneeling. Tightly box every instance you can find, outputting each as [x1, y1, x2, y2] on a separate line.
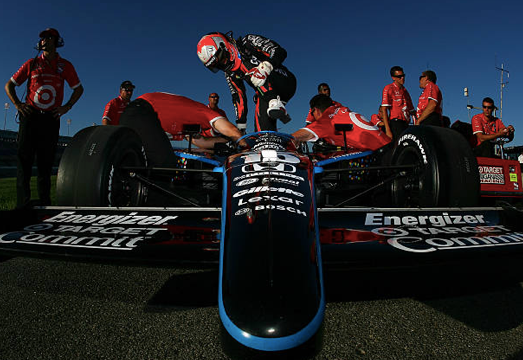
[292, 94, 391, 151]
[120, 92, 243, 167]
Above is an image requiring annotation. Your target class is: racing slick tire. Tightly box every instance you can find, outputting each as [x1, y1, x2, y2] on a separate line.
[390, 126, 479, 207]
[56, 126, 147, 206]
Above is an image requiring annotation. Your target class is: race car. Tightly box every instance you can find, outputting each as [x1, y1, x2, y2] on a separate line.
[0, 124, 522, 353]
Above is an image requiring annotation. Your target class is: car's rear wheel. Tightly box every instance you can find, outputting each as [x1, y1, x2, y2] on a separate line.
[56, 126, 147, 206]
[390, 125, 479, 207]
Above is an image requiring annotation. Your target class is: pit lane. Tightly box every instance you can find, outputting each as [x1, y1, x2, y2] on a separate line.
[1, 256, 522, 359]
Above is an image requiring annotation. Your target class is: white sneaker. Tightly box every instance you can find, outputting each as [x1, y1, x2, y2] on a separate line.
[267, 96, 291, 123]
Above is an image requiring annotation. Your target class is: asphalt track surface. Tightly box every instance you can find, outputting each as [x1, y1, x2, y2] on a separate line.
[1, 256, 523, 360]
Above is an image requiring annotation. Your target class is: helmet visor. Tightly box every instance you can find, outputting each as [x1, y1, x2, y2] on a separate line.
[205, 43, 231, 73]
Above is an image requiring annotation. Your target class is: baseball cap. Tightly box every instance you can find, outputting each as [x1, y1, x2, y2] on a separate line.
[39, 28, 60, 38]
[120, 80, 135, 89]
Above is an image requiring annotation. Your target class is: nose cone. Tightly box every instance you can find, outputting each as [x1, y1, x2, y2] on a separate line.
[219, 204, 324, 351]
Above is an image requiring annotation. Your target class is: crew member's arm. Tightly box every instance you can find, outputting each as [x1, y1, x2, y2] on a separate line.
[5, 80, 33, 117]
[291, 128, 315, 145]
[415, 99, 437, 125]
[379, 86, 392, 138]
[54, 85, 84, 117]
[191, 118, 246, 149]
[476, 127, 514, 143]
[213, 118, 243, 142]
[102, 99, 114, 125]
[378, 105, 392, 138]
[190, 136, 228, 149]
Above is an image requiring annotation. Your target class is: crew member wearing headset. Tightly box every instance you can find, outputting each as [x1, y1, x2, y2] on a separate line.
[5, 28, 83, 207]
[197, 32, 296, 132]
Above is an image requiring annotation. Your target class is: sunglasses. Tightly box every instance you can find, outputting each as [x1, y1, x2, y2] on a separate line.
[483, 105, 494, 109]
[393, 74, 406, 78]
[419, 75, 427, 80]
[210, 96, 219, 98]
[122, 88, 134, 92]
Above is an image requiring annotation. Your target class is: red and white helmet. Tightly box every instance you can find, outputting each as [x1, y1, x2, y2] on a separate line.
[197, 32, 240, 73]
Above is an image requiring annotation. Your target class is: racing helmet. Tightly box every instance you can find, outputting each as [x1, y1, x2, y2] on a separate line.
[197, 32, 240, 73]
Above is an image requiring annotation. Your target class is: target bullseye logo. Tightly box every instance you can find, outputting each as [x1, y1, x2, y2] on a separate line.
[33, 85, 56, 109]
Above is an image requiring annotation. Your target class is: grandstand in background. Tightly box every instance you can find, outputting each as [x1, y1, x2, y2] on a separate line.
[0, 129, 71, 178]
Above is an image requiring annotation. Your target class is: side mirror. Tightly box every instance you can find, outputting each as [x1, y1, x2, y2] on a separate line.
[182, 124, 202, 152]
[182, 124, 201, 134]
[334, 123, 353, 154]
[334, 123, 354, 132]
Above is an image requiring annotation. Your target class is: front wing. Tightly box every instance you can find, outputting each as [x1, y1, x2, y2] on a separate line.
[1, 205, 522, 270]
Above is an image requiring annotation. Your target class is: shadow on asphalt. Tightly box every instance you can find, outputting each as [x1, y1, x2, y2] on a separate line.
[324, 267, 523, 332]
[144, 265, 523, 333]
[146, 269, 218, 310]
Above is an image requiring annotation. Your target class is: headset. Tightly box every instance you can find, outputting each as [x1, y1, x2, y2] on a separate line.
[35, 34, 64, 50]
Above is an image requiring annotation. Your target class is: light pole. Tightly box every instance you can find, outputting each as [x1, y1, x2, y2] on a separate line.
[66, 118, 71, 136]
[3, 103, 9, 130]
[495, 64, 509, 121]
[464, 87, 470, 121]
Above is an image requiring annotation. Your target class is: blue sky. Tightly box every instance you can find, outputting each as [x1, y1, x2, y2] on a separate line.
[1, 0, 522, 146]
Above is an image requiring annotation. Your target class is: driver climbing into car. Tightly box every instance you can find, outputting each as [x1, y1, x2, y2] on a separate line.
[197, 32, 297, 132]
[472, 97, 515, 157]
[291, 94, 391, 151]
[119, 92, 244, 167]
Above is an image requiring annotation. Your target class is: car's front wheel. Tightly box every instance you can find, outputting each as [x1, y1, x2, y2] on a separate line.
[56, 126, 147, 207]
[390, 125, 479, 207]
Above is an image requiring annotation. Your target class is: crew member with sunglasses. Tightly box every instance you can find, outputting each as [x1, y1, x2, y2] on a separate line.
[197, 32, 296, 132]
[472, 97, 515, 157]
[416, 70, 443, 126]
[378, 66, 415, 141]
[5, 28, 83, 207]
[102, 80, 135, 125]
[207, 92, 226, 117]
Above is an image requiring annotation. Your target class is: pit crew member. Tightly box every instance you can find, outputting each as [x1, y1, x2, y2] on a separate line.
[416, 70, 443, 126]
[102, 80, 135, 125]
[379, 66, 415, 140]
[197, 32, 297, 132]
[472, 97, 515, 157]
[305, 83, 342, 125]
[292, 94, 391, 151]
[5, 28, 84, 207]
[207, 92, 227, 117]
[119, 92, 243, 166]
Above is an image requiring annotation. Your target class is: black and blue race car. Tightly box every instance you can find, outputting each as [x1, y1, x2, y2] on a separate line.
[0, 124, 522, 352]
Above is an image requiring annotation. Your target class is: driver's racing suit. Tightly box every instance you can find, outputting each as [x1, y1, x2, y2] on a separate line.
[226, 34, 296, 132]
